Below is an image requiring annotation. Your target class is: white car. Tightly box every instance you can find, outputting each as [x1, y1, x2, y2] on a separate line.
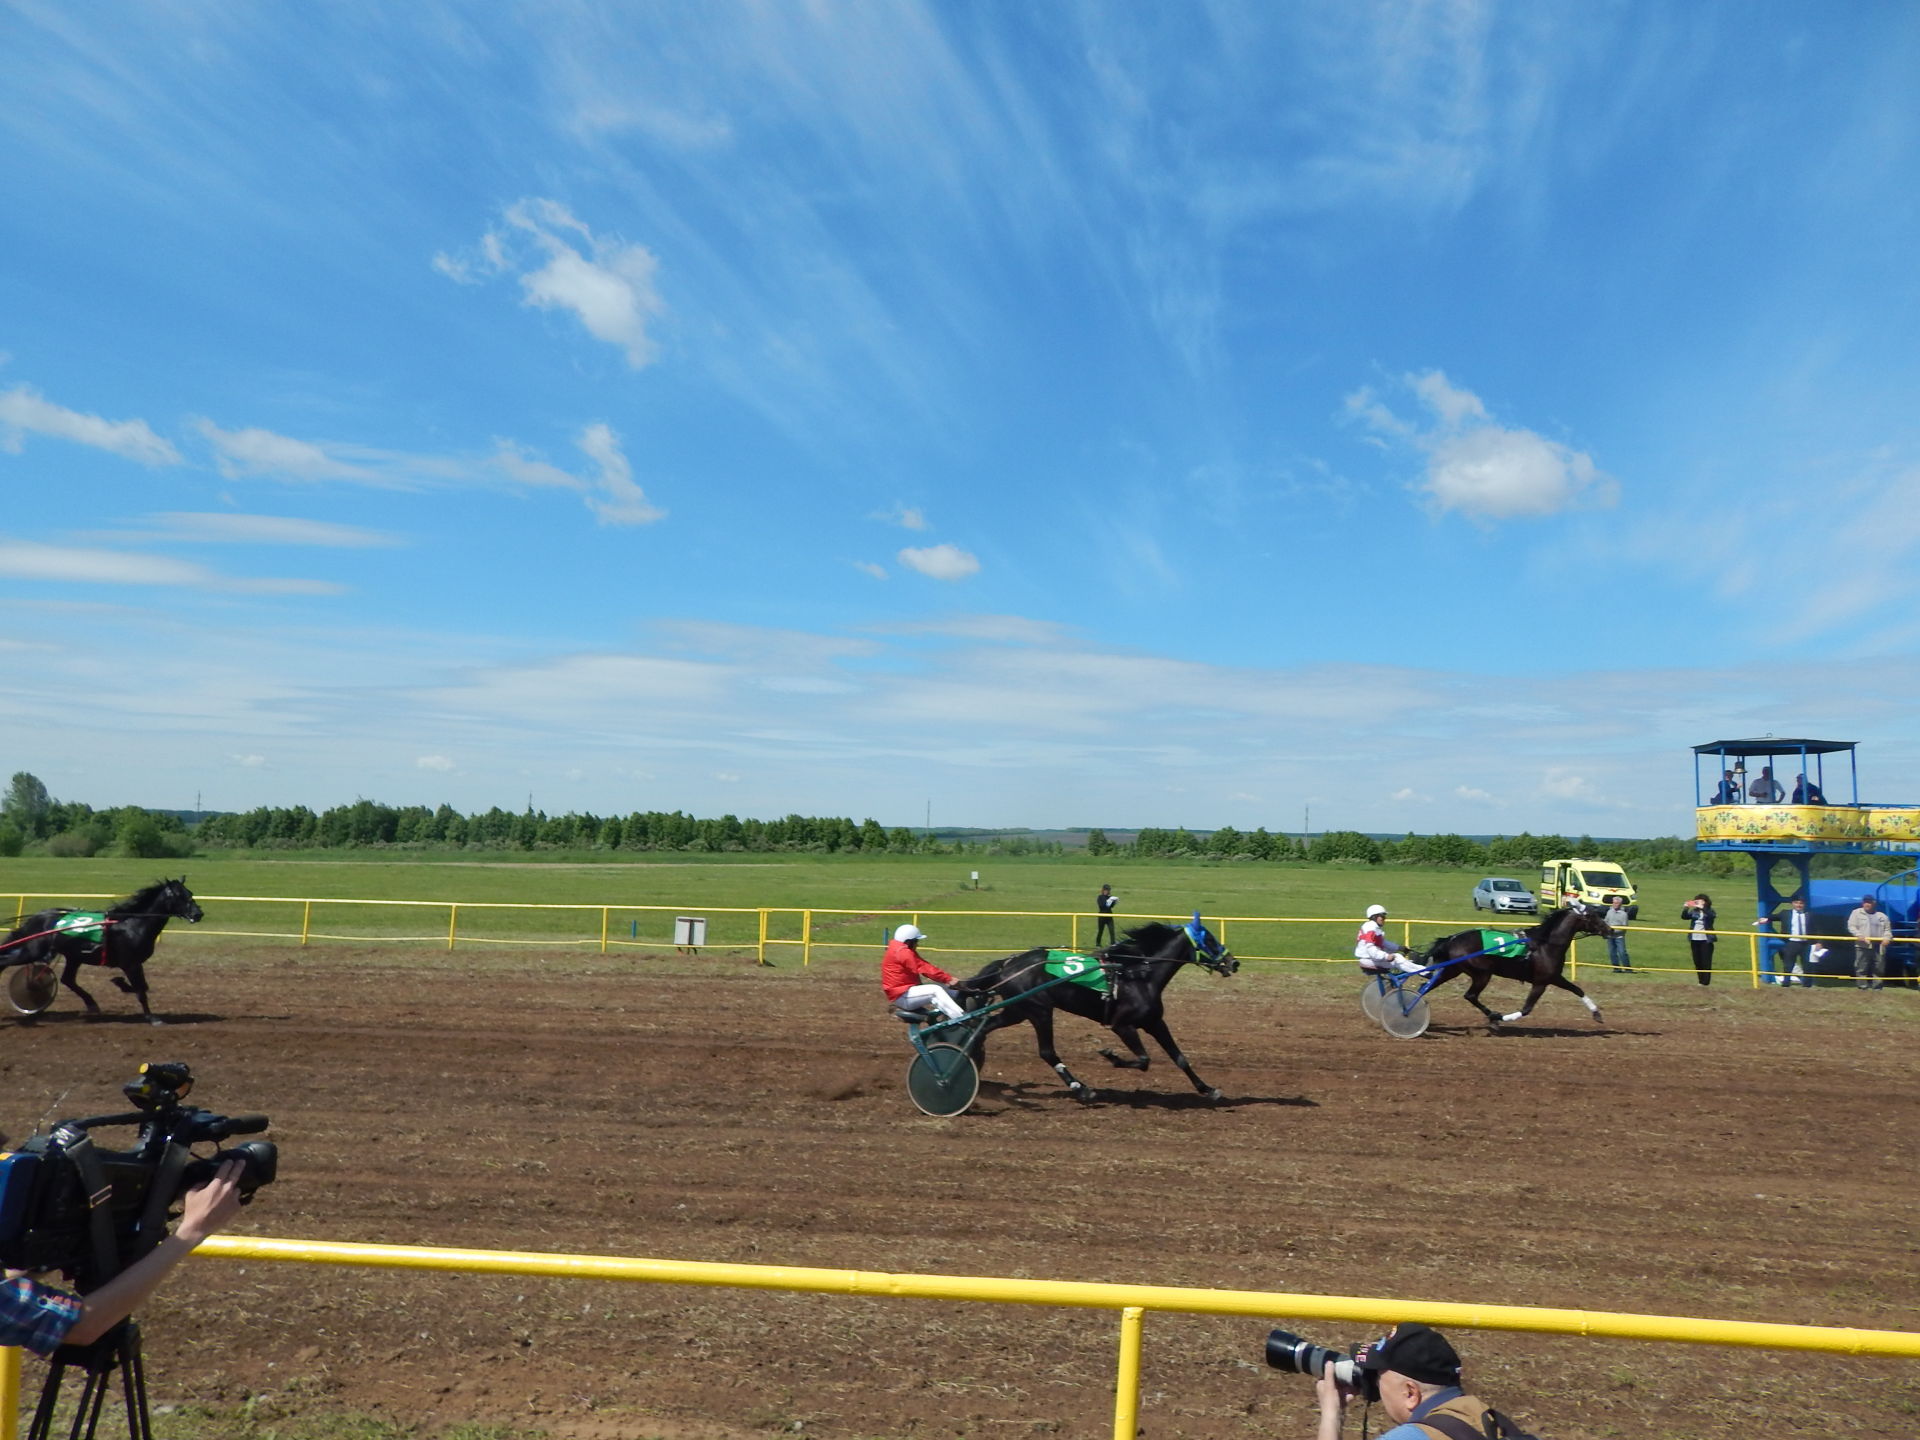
[1472, 877, 1538, 914]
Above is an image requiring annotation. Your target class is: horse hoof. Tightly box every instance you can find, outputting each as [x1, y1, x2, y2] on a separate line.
[1204, 1088, 1223, 1103]
[148, 1017, 166, 1027]
[1072, 1086, 1097, 1105]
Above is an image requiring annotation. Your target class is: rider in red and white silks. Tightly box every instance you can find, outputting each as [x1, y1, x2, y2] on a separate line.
[1355, 904, 1422, 975]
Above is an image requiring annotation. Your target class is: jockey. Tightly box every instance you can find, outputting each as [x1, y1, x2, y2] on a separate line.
[880, 924, 965, 1020]
[1356, 903, 1423, 976]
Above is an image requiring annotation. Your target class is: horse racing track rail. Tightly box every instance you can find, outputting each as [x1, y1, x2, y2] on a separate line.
[8, 1238, 1915, 1440]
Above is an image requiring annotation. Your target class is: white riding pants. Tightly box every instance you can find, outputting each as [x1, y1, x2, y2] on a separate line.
[896, 983, 964, 1020]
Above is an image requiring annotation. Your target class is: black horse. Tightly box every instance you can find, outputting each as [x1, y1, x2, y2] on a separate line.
[0, 878, 203, 1024]
[959, 917, 1239, 1102]
[1414, 904, 1614, 1027]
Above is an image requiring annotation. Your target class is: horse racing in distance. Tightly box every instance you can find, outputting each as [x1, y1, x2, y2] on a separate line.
[1362, 904, 1614, 1039]
[0, 878, 204, 1025]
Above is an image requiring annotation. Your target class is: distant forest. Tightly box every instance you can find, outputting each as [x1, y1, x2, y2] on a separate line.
[1, 770, 1901, 878]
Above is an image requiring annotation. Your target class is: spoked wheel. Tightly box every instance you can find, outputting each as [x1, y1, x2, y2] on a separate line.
[7, 963, 58, 1017]
[1359, 977, 1388, 1023]
[906, 1043, 980, 1117]
[1379, 989, 1432, 1040]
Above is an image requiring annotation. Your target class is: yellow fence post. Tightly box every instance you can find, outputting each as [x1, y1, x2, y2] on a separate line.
[1112, 1306, 1144, 1440]
[300, 899, 312, 947]
[1, 1344, 20, 1440]
[600, 907, 610, 956]
[447, 905, 459, 952]
[1749, 932, 1759, 989]
[1072, 914, 1080, 948]
[802, 910, 812, 968]
[757, 910, 770, 967]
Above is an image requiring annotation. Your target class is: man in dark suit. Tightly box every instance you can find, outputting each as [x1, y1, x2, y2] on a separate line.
[1767, 895, 1815, 987]
[1791, 773, 1826, 804]
[1094, 884, 1118, 945]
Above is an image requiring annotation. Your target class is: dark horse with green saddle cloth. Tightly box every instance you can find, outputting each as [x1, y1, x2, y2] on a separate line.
[1414, 904, 1615, 1026]
[0, 878, 203, 1024]
[957, 917, 1239, 1102]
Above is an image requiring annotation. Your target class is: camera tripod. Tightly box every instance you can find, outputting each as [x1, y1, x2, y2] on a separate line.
[28, 1321, 153, 1440]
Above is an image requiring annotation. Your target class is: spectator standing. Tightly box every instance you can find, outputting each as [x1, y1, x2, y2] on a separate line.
[1846, 897, 1892, 991]
[1711, 769, 1742, 804]
[1682, 894, 1716, 986]
[1747, 766, 1784, 803]
[1602, 894, 1634, 971]
[1769, 895, 1815, 988]
[1094, 884, 1119, 946]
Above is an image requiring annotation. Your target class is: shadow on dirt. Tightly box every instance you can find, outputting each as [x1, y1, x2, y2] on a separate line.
[971, 1079, 1316, 1113]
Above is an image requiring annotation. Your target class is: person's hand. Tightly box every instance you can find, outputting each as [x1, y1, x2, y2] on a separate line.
[1314, 1366, 1355, 1434]
[174, 1159, 246, 1245]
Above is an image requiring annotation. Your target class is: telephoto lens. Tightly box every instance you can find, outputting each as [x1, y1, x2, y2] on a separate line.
[1264, 1329, 1377, 1400]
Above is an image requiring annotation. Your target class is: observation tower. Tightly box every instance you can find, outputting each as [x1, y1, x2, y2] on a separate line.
[1692, 738, 1918, 982]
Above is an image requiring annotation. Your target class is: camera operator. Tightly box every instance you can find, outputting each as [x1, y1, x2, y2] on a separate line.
[1313, 1323, 1506, 1440]
[1, 1158, 244, 1357]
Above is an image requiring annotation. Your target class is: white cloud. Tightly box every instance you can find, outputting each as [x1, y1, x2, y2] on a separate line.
[0, 385, 181, 465]
[1390, 786, 1429, 802]
[898, 543, 981, 581]
[874, 504, 929, 531]
[194, 419, 382, 483]
[439, 199, 666, 369]
[1348, 369, 1617, 521]
[139, 513, 404, 548]
[853, 560, 888, 580]
[0, 538, 341, 594]
[416, 755, 456, 772]
[492, 425, 663, 527]
[233, 754, 267, 768]
[1454, 785, 1494, 803]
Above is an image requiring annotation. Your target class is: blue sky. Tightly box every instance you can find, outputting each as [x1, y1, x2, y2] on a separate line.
[3, 2, 1918, 836]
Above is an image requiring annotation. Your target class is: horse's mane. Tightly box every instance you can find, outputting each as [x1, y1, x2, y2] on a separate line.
[111, 878, 181, 915]
[1113, 921, 1183, 953]
[1523, 906, 1591, 941]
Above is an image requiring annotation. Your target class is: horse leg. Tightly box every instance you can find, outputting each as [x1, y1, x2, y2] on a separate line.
[1141, 1016, 1221, 1101]
[1097, 1024, 1151, 1071]
[60, 956, 102, 1015]
[1501, 978, 1552, 1024]
[1549, 972, 1604, 1025]
[1460, 966, 1504, 1025]
[1030, 1009, 1095, 1102]
[118, 963, 161, 1025]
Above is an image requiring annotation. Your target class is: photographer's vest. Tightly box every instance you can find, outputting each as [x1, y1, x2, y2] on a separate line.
[1413, 1393, 1540, 1440]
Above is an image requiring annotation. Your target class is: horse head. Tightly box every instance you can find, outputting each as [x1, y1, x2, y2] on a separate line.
[1182, 912, 1239, 975]
[156, 877, 204, 923]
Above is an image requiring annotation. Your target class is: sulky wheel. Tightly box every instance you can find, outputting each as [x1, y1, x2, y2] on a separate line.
[906, 1043, 980, 1117]
[1379, 989, 1432, 1040]
[7, 962, 58, 1017]
[1359, 977, 1388, 1023]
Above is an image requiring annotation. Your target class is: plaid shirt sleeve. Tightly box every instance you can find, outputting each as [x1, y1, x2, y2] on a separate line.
[2, 1274, 83, 1357]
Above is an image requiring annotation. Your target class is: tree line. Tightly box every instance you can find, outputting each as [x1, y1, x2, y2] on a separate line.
[3, 770, 1897, 878]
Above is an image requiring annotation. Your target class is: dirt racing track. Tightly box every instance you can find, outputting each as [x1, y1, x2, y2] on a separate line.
[5, 948, 1918, 1439]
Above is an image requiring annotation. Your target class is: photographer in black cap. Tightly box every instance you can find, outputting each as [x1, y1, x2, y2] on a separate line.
[1315, 1322, 1522, 1440]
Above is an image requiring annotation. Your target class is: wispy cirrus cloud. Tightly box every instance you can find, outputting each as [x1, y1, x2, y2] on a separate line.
[0, 384, 180, 465]
[0, 538, 341, 594]
[133, 513, 405, 548]
[435, 199, 665, 368]
[493, 424, 663, 526]
[1345, 370, 1618, 521]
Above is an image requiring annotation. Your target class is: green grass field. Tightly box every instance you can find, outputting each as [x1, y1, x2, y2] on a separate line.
[1, 852, 1756, 980]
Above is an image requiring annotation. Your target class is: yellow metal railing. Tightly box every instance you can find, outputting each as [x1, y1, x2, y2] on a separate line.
[7, 1237, 1918, 1440]
[6, 894, 1907, 990]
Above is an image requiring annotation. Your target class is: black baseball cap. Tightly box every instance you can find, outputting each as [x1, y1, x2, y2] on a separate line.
[1354, 1323, 1462, 1386]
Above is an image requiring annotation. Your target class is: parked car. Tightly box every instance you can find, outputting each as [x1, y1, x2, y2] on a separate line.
[1472, 877, 1538, 914]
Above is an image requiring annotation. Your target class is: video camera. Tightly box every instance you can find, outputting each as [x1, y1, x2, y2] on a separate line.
[0, 1062, 276, 1290]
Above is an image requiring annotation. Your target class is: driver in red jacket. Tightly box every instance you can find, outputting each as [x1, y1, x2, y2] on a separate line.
[881, 924, 964, 1020]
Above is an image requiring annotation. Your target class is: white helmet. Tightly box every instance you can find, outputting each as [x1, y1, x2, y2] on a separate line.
[1365, 904, 1388, 919]
[893, 923, 927, 943]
